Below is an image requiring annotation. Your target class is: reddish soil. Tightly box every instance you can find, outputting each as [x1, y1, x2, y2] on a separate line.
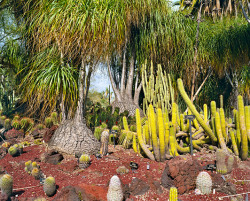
[0, 144, 249, 201]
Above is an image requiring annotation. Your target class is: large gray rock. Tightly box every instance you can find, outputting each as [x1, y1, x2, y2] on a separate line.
[129, 178, 150, 196]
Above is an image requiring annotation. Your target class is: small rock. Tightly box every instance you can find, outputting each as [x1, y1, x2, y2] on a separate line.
[116, 166, 129, 175]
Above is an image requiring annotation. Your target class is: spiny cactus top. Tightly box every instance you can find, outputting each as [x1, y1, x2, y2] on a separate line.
[79, 154, 90, 163]
[107, 175, 123, 201]
[8, 146, 18, 156]
[0, 174, 13, 197]
[196, 171, 212, 195]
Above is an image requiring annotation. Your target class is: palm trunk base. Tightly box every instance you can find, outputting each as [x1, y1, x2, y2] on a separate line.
[48, 119, 100, 155]
[111, 100, 143, 117]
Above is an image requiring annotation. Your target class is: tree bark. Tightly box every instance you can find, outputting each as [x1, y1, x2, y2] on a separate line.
[125, 54, 135, 101]
[191, 3, 203, 102]
[48, 60, 100, 155]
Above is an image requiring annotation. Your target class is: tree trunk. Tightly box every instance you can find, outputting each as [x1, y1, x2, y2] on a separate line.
[48, 60, 100, 155]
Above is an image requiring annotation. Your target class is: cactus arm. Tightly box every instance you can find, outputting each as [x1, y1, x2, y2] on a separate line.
[169, 123, 179, 156]
[157, 108, 166, 161]
[238, 96, 248, 160]
[215, 112, 228, 152]
[136, 109, 155, 161]
[229, 129, 239, 156]
[132, 134, 138, 153]
[219, 108, 228, 143]
[203, 104, 208, 123]
[211, 101, 216, 118]
[149, 105, 160, 161]
[123, 116, 129, 131]
[245, 106, 250, 141]
[180, 114, 185, 131]
[177, 79, 217, 142]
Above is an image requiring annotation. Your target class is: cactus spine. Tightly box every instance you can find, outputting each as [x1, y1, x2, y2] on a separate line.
[196, 171, 212, 195]
[237, 95, 248, 160]
[177, 79, 217, 142]
[136, 109, 155, 160]
[107, 175, 123, 201]
[43, 177, 56, 197]
[0, 174, 13, 198]
[169, 187, 178, 201]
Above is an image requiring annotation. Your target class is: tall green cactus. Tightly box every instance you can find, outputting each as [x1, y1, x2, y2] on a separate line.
[234, 110, 241, 149]
[149, 104, 160, 161]
[177, 79, 217, 142]
[136, 109, 155, 161]
[245, 106, 250, 141]
[219, 108, 228, 143]
[229, 129, 239, 156]
[211, 101, 216, 118]
[157, 108, 165, 161]
[237, 96, 248, 160]
[215, 112, 228, 152]
[203, 104, 208, 123]
[169, 123, 178, 156]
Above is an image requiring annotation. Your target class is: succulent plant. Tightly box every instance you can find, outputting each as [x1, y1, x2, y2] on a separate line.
[169, 187, 178, 201]
[18, 143, 24, 154]
[45, 117, 53, 128]
[8, 146, 18, 157]
[34, 139, 43, 145]
[25, 160, 33, 173]
[107, 175, 123, 201]
[0, 174, 13, 198]
[216, 149, 227, 174]
[36, 123, 46, 130]
[11, 120, 21, 130]
[2, 142, 11, 148]
[196, 171, 212, 195]
[51, 112, 58, 125]
[79, 154, 91, 169]
[32, 168, 40, 180]
[43, 176, 56, 197]
[13, 115, 20, 121]
[94, 126, 103, 141]
[227, 155, 235, 173]
[4, 118, 11, 130]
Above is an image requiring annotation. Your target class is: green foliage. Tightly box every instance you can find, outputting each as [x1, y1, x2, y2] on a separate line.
[45, 117, 53, 128]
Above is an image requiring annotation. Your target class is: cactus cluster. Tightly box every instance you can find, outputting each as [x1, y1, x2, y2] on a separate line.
[107, 175, 123, 201]
[43, 176, 56, 197]
[0, 174, 13, 198]
[196, 171, 212, 195]
[25, 160, 41, 180]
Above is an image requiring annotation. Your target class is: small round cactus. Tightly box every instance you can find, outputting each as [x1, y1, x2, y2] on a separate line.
[45, 117, 53, 128]
[43, 176, 56, 197]
[196, 171, 212, 195]
[4, 119, 11, 130]
[18, 144, 24, 154]
[32, 168, 40, 180]
[79, 154, 91, 169]
[25, 160, 32, 173]
[12, 120, 20, 130]
[2, 142, 11, 148]
[0, 174, 13, 198]
[13, 115, 20, 121]
[8, 146, 18, 157]
[169, 187, 178, 201]
[107, 175, 123, 201]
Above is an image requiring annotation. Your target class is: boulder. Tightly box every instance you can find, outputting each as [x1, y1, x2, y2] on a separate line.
[52, 186, 94, 201]
[129, 178, 150, 196]
[40, 149, 64, 165]
[43, 125, 58, 143]
[161, 156, 203, 194]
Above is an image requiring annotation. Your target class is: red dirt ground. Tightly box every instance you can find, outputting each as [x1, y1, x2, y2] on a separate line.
[0, 144, 249, 201]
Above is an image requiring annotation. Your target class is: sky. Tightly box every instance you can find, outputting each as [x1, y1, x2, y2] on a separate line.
[90, 68, 113, 93]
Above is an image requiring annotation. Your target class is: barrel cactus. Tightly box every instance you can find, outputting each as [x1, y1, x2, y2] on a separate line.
[107, 175, 123, 201]
[43, 176, 56, 197]
[32, 168, 40, 180]
[169, 187, 178, 201]
[196, 171, 212, 195]
[79, 154, 91, 169]
[25, 160, 33, 173]
[4, 118, 11, 130]
[0, 174, 13, 198]
[8, 146, 18, 157]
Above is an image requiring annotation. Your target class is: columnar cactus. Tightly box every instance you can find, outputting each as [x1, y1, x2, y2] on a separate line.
[196, 171, 212, 195]
[229, 129, 239, 156]
[169, 123, 178, 157]
[8, 146, 18, 157]
[107, 175, 123, 201]
[215, 112, 228, 152]
[177, 79, 217, 142]
[32, 168, 40, 180]
[136, 109, 155, 160]
[0, 174, 13, 198]
[219, 108, 228, 143]
[227, 155, 235, 173]
[157, 108, 166, 161]
[203, 104, 208, 123]
[238, 95, 248, 160]
[169, 187, 178, 201]
[216, 149, 227, 174]
[100, 130, 109, 156]
[245, 106, 250, 141]
[43, 176, 56, 197]
[79, 154, 91, 169]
